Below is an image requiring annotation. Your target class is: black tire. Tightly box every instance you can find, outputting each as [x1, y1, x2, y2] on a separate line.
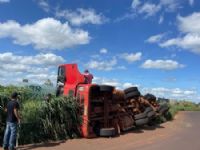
[158, 104, 169, 111]
[144, 93, 156, 101]
[125, 91, 141, 100]
[124, 87, 139, 94]
[99, 85, 114, 92]
[135, 118, 149, 126]
[144, 107, 153, 114]
[100, 128, 116, 137]
[134, 113, 147, 120]
[159, 106, 169, 114]
[147, 111, 156, 118]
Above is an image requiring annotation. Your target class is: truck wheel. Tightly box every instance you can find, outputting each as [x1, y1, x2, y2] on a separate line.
[144, 93, 156, 101]
[159, 106, 169, 114]
[125, 91, 141, 100]
[135, 118, 149, 126]
[134, 113, 147, 120]
[100, 128, 116, 137]
[158, 104, 168, 111]
[144, 107, 153, 114]
[124, 87, 139, 94]
[147, 111, 156, 118]
[99, 85, 114, 92]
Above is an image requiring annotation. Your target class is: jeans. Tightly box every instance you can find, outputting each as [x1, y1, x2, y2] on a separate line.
[3, 122, 17, 150]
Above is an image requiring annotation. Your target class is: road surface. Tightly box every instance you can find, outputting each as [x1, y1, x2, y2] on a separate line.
[18, 111, 200, 150]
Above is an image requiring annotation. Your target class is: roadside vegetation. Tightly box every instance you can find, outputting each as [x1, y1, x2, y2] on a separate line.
[0, 85, 81, 145]
[0, 85, 200, 145]
[167, 101, 200, 120]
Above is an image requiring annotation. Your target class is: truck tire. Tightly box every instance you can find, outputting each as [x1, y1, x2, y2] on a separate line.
[147, 111, 156, 118]
[99, 85, 114, 92]
[124, 87, 139, 94]
[135, 118, 149, 126]
[159, 106, 169, 114]
[158, 104, 169, 111]
[100, 128, 116, 137]
[144, 107, 153, 114]
[125, 91, 141, 100]
[144, 93, 156, 101]
[134, 113, 147, 120]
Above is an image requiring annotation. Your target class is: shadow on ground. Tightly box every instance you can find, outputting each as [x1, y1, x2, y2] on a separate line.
[19, 140, 65, 150]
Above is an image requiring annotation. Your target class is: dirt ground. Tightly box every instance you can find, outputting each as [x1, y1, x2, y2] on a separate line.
[2, 111, 200, 150]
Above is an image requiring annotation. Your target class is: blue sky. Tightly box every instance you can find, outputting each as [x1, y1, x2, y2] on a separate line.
[0, 0, 200, 102]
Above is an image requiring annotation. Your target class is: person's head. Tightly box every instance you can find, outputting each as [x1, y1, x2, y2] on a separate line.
[11, 92, 18, 100]
[84, 69, 89, 73]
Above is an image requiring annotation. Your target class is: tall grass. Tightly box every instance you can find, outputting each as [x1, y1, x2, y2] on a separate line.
[0, 85, 81, 145]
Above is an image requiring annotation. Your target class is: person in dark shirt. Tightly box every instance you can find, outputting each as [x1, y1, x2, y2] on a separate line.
[83, 69, 93, 84]
[3, 92, 20, 150]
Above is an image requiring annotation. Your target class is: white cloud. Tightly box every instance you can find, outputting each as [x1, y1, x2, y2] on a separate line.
[55, 8, 107, 26]
[37, 0, 50, 12]
[159, 12, 200, 54]
[146, 33, 165, 43]
[0, 18, 90, 50]
[177, 13, 200, 34]
[138, 3, 161, 17]
[127, 0, 185, 22]
[142, 87, 197, 100]
[0, 52, 65, 66]
[93, 77, 139, 90]
[141, 59, 184, 70]
[85, 58, 117, 71]
[0, 52, 65, 85]
[100, 48, 108, 54]
[160, 33, 200, 54]
[131, 0, 141, 9]
[159, 0, 181, 12]
[122, 82, 140, 89]
[120, 52, 142, 63]
[0, 0, 10, 3]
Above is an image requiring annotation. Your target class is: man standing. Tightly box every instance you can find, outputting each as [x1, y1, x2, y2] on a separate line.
[3, 92, 20, 150]
[83, 69, 93, 84]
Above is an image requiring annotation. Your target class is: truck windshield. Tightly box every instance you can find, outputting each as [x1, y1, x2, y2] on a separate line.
[57, 66, 66, 83]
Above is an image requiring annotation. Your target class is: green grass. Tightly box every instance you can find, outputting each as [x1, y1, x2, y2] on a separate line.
[164, 101, 200, 121]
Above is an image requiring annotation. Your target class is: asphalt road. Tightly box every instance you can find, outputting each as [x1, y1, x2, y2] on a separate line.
[18, 111, 200, 150]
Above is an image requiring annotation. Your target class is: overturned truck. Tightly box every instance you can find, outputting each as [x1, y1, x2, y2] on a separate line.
[56, 64, 169, 137]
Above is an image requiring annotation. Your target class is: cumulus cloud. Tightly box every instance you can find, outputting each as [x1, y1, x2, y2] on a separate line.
[100, 48, 108, 54]
[160, 12, 200, 54]
[0, 18, 90, 50]
[0, 52, 65, 85]
[141, 59, 184, 70]
[142, 87, 197, 100]
[120, 52, 142, 63]
[93, 77, 139, 89]
[85, 58, 117, 71]
[55, 8, 108, 26]
[0, 52, 65, 66]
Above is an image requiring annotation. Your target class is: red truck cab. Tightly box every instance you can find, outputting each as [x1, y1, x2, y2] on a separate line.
[57, 64, 117, 137]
